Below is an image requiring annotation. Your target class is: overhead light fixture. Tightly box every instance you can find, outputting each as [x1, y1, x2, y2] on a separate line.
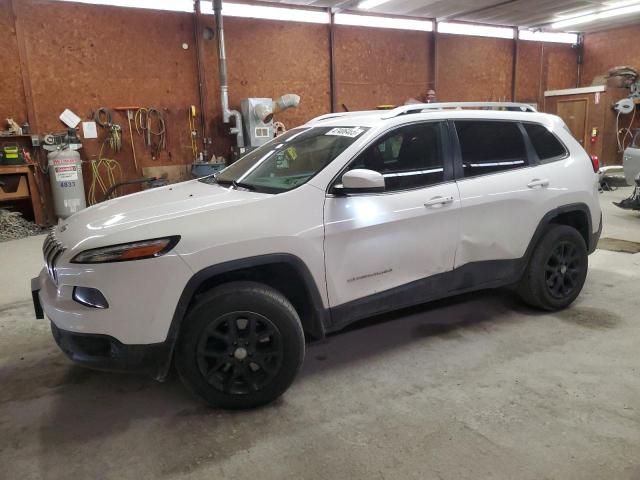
[553, 10, 595, 21]
[604, 0, 640, 7]
[358, 0, 392, 9]
[551, 2, 640, 28]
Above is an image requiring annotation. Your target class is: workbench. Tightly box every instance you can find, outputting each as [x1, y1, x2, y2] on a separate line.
[0, 164, 46, 226]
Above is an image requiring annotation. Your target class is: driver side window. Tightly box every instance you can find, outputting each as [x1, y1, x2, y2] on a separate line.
[347, 122, 445, 191]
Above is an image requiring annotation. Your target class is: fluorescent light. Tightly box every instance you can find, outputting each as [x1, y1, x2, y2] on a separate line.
[604, 0, 640, 7]
[200, 2, 329, 23]
[553, 10, 595, 20]
[551, 3, 640, 28]
[358, 0, 392, 9]
[52, 0, 193, 11]
[334, 13, 433, 31]
[438, 22, 514, 39]
[519, 30, 578, 44]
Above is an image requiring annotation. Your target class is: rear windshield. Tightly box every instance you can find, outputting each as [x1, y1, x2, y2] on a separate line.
[202, 126, 368, 193]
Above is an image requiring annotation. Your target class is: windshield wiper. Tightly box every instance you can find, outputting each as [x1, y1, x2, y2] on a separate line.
[232, 180, 256, 191]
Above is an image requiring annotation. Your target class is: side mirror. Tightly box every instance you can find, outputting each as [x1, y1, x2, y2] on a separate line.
[335, 169, 385, 194]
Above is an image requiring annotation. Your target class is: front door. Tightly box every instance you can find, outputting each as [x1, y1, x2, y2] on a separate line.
[323, 121, 460, 326]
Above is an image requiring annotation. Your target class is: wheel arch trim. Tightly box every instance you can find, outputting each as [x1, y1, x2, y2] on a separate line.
[156, 253, 329, 380]
[525, 202, 596, 263]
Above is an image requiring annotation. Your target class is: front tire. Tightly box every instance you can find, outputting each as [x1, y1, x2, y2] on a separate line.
[518, 225, 588, 311]
[176, 281, 304, 409]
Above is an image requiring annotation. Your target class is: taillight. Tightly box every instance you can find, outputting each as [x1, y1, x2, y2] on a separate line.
[591, 155, 600, 173]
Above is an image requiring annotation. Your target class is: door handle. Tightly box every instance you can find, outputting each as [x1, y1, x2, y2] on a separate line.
[527, 178, 549, 189]
[424, 195, 454, 207]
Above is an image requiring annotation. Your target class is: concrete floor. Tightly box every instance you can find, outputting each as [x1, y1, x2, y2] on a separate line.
[1, 188, 639, 480]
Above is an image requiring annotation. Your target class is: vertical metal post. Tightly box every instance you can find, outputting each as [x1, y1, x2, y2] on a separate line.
[328, 8, 337, 113]
[193, 0, 209, 160]
[431, 20, 438, 95]
[511, 26, 519, 101]
[576, 33, 584, 88]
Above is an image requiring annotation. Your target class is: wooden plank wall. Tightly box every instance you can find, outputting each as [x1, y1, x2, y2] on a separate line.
[437, 34, 514, 102]
[0, 0, 28, 123]
[0, 0, 581, 199]
[333, 26, 431, 111]
[581, 23, 640, 86]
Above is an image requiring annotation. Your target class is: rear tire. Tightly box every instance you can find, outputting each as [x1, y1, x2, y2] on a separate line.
[176, 281, 304, 409]
[518, 225, 588, 311]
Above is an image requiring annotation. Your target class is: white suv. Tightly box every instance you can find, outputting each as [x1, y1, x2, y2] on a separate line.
[32, 103, 602, 409]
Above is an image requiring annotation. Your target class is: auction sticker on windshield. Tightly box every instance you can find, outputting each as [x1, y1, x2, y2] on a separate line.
[325, 127, 364, 138]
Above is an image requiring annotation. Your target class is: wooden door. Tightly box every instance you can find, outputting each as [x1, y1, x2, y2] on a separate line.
[557, 99, 588, 146]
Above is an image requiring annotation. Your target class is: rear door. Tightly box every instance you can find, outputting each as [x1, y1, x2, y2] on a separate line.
[323, 121, 460, 324]
[452, 120, 558, 279]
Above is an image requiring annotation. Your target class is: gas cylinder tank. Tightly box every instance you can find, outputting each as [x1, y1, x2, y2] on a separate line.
[47, 149, 86, 219]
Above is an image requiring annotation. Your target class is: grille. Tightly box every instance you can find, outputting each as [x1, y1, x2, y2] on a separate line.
[43, 229, 66, 283]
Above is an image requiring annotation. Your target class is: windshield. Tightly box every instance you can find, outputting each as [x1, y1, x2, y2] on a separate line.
[201, 126, 369, 193]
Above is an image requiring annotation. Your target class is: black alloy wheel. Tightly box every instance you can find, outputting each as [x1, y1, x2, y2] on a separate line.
[176, 281, 305, 409]
[196, 311, 283, 395]
[518, 224, 588, 311]
[544, 241, 583, 299]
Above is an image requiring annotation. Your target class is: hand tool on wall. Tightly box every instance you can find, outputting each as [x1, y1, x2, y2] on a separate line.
[134, 107, 167, 161]
[93, 107, 122, 152]
[113, 106, 141, 174]
[188, 105, 198, 162]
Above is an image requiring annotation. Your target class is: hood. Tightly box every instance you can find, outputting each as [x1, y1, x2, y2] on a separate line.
[56, 179, 267, 250]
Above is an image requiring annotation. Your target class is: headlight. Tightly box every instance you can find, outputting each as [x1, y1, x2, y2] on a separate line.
[70, 236, 180, 264]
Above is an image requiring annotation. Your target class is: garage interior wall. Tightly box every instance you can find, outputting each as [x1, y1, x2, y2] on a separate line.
[2, 0, 627, 194]
[580, 23, 640, 87]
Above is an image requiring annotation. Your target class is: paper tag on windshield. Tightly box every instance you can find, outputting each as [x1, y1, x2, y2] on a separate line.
[325, 127, 364, 138]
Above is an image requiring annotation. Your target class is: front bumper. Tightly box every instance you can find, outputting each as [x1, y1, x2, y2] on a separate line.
[33, 275, 172, 379]
[50, 322, 171, 379]
[33, 247, 192, 345]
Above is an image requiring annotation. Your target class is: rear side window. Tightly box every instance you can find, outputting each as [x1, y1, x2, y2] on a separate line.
[455, 121, 528, 177]
[524, 123, 567, 162]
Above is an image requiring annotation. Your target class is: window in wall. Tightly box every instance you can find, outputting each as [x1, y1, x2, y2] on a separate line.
[455, 121, 528, 177]
[523, 123, 567, 162]
[53, 0, 194, 12]
[437, 22, 514, 39]
[201, 2, 330, 23]
[334, 13, 433, 31]
[518, 30, 577, 44]
[347, 122, 444, 191]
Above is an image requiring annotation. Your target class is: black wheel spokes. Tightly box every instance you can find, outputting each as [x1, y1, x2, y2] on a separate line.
[196, 312, 283, 395]
[545, 242, 583, 299]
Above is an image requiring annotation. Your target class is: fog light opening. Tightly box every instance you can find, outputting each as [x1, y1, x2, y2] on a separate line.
[72, 287, 109, 309]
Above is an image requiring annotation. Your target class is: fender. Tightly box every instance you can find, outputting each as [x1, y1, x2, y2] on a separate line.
[156, 253, 330, 380]
[524, 202, 597, 261]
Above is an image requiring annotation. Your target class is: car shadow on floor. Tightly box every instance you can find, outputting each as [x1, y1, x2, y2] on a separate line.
[19, 283, 620, 477]
[9, 290, 525, 458]
[299, 288, 534, 379]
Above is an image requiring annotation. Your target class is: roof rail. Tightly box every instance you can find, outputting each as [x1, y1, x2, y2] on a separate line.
[305, 110, 381, 125]
[381, 102, 537, 119]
